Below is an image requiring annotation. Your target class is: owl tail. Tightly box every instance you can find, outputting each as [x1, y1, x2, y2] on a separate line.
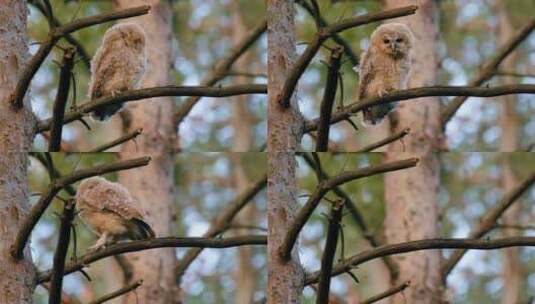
[130, 218, 156, 240]
[91, 104, 125, 121]
[363, 103, 397, 125]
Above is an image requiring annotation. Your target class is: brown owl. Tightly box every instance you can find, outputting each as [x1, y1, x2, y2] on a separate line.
[76, 176, 155, 250]
[88, 23, 147, 121]
[357, 23, 414, 125]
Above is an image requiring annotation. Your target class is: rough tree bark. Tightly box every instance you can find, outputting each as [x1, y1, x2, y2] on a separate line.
[0, 1, 36, 303]
[382, 0, 443, 303]
[229, 3, 258, 303]
[267, 0, 305, 302]
[113, 0, 179, 303]
[496, 2, 524, 302]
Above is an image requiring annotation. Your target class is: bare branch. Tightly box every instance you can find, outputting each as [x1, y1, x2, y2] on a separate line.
[48, 200, 76, 304]
[316, 46, 343, 151]
[305, 236, 535, 285]
[355, 128, 410, 152]
[296, 0, 359, 66]
[87, 280, 143, 304]
[496, 70, 535, 78]
[280, 158, 419, 261]
[88, 128, 143, 152]
[11, 156, 151, 260]
[359, 281, 410, 304]
[299, 153, 398, 278]
[316, 201, 344, 304]
[37, 235, 267, 284]
[28, 0, 91, 69]
[174, 19, 267, 126]
[278, 5, 418, 107]
[49, 47, 76, 152]
[175, 174, 267, 282]
[441, 172, 535, 278]
[304, 84, 535, 133]
[37, 84, 266, 133]
[11, 5, 151, 109]
[440, 19, 535, 126]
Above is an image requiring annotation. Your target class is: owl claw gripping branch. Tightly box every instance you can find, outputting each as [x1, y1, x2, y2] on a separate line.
[76, 177, 155, 251]
[357, 23, 414, 125]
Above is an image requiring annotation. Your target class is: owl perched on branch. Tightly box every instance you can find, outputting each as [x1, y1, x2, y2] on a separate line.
[76, 176, 155, 250]
[357, 23, 414, 125]
[88, 23, 147, 121]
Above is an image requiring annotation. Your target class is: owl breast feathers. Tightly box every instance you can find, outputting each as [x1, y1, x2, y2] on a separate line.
[357, 23, 414, 125]
[76, 176, 155, 249]
[88, 23, 147, 121]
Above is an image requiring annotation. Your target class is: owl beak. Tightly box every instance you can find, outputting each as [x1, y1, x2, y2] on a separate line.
[391, 42, 397, 53]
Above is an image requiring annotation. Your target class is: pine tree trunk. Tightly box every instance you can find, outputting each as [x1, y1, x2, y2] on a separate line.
[267, 0, 305, 302]
[496, 2, 524, 302]
[382, 1, 442, 303]
[112, 0, 179, 303]
[0, 2, 36, 303]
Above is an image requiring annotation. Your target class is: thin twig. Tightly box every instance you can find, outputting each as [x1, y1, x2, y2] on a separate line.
[440, 19, 535, 126]
[279, 158, 419, 261]
[11, 5, 151, 109]
[11, 156, 152, 260]
[355, 128, 410, 152]
[316, 200, 344, 304]
[305, 236, 535, 285]
[316, 46, 343, 151]
[359, 281, 410, 304]
[88, 128, 143, 152]
[37, 84, 266, 133]
[48, 200, 76, 304]
[37, 235, 267, 284]
[49, 47, 76, 152]
[440, 172, 535, 279]
[278, 5, 418, 107]
[87, 280, 143, 304]
[304, 84, 535, 133]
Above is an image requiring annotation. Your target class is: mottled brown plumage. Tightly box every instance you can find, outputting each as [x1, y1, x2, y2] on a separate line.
[76, 176, 154, 250]
[88, 23, 147, 121]
[357, 23, 414, 125]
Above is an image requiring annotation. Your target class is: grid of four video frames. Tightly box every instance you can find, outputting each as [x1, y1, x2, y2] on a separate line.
[1, 1, 534, 303]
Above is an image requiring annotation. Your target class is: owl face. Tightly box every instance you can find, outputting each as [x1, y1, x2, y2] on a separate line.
[104, 23, 146, 52]
[371, 23, 414, 59]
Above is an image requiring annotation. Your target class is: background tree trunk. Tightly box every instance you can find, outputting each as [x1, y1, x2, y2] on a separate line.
[382, 1, 443, 303]
[267, 0, 305, 302]
[0, 1, 35, 303]
[113, 0, 179, 303]
[229, 3, 258, 303]
[496, 2, 524, 302]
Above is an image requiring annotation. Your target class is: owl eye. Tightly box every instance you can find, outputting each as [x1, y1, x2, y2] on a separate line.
[396, 38, 403, 42]
[383, 39, 390, 44]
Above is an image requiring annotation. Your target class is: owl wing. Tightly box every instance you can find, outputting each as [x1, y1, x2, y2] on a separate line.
[88, 44, 118, 99]
[357, 50, 377, 123]
[357, 50, 374, 101]
[82, 180, 145, 220]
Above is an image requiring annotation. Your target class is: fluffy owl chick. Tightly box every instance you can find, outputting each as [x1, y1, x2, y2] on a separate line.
[88, 23, 147, 121]
[76, 176, 155, 250]
[357, 23, 414, 125]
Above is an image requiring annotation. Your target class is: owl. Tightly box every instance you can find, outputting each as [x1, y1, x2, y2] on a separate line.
[76, 176, 155, 250]
[88, 23, 147, 121]
[357, 23, 414, 125]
